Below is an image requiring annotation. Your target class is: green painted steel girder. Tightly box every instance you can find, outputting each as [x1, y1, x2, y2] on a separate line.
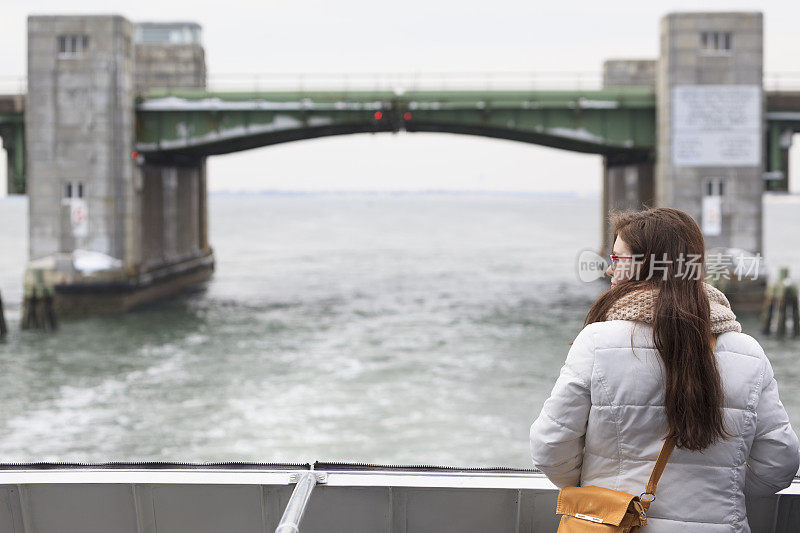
[134, 88, 657, 163]
[0, 111, 26, 194]
[764, 92, 800, 191]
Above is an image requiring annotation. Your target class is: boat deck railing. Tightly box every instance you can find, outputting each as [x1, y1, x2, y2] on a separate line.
[0, 462, 797, 532]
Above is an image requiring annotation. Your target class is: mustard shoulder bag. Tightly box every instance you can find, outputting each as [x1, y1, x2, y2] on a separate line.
[554, 335, 717, 531]
[555, 437, 674, 532]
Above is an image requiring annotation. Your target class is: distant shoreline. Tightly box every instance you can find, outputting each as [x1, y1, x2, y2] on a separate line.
[3, 190, 799, 200]
[206, 189, 601, 198]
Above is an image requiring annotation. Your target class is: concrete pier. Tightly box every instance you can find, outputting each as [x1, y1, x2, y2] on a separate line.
[601, 154, 655, 255]
[600, 60, 656, 255]
[23, 16, 213, 317]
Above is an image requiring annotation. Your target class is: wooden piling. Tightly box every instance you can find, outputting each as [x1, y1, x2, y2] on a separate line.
[761, 267, 799, 337]
[20, 294, 30, 330]
[0, 290, 7, 338]
[760, 285, 775, 335]
[789, 285, 800, 337]
[34, 291, 47, 330]
[44, 289, 57, 331]
[777, 288, 788, 337]
[21, 273, 58, 332]
[22, 287, 35, 331]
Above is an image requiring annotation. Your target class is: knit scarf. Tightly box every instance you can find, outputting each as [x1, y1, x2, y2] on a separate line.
[605, 282, 742, 335]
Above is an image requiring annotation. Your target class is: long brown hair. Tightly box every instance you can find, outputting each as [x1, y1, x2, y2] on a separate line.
[585, 207, 728, 451]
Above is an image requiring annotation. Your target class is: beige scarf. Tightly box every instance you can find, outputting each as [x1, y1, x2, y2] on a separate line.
[605, 282, 742, 335]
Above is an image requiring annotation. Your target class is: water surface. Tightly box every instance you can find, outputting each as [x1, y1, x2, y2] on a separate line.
[0, 192, 797, 467]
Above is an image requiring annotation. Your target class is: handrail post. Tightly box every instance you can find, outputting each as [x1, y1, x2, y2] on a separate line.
[275, 471, 325, 533]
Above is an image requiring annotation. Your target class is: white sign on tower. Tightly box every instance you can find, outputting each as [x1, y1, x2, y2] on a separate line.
[70, 199, 88, 238]
[672, 85, 761, 167]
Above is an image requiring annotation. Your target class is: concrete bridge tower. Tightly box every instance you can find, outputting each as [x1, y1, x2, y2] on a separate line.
[601, 13, 764, 257]
[26, 15, 137, 273]
[656, 12, 764, 253]
[25, 15, 212, 314]
[132, 21, 211, 297]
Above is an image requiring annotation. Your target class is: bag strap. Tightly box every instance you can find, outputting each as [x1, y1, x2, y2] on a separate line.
[643, 436, 675, 497]
[643, 334, 718, 500]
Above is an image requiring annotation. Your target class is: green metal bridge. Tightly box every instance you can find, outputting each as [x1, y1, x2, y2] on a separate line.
[134, 88, 656, 163]
[2, 88, 800, 193]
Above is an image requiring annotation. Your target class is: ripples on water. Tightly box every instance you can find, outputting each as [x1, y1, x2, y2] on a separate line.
[0, 193, 798, 467]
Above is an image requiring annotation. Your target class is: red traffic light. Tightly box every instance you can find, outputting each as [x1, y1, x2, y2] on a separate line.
[374, 111, 383, 120]
[403, 112, 412, 121]
[131, 150, 139, 160]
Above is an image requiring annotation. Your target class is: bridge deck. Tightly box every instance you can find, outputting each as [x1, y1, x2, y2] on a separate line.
[134, 87, 658, 161]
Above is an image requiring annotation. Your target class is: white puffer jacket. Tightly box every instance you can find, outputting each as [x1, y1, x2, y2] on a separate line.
[529, 319, 799, 532]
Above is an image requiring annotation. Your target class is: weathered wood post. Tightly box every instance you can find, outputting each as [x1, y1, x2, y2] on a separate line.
[788, 284, 800, 337]
[760, 267, 799, 337]
[21, 269, 57, 332]
[0, 289, 7, 338]
[760, 283, 775, 335]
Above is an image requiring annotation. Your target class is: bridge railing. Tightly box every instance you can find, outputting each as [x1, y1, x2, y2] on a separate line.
[3, 72, 800, 95]
[202, 72, 607, 92]
[203, 72, 800, 93]
[0, 72, 616, 94]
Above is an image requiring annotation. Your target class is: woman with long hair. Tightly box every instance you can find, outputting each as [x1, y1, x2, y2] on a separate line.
[529, 207, 799, 531]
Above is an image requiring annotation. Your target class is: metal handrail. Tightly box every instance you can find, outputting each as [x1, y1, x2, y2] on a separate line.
[0, 72, 606, 93]
[207, 71, 606, 92]
[275, 472, 320, 533]
[3, 72, 800, 94]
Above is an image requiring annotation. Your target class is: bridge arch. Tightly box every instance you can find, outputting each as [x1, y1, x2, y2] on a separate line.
[134, 90, 656, 166]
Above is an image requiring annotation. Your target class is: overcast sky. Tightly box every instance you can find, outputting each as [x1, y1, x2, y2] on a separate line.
[1, 1, 799, 195]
